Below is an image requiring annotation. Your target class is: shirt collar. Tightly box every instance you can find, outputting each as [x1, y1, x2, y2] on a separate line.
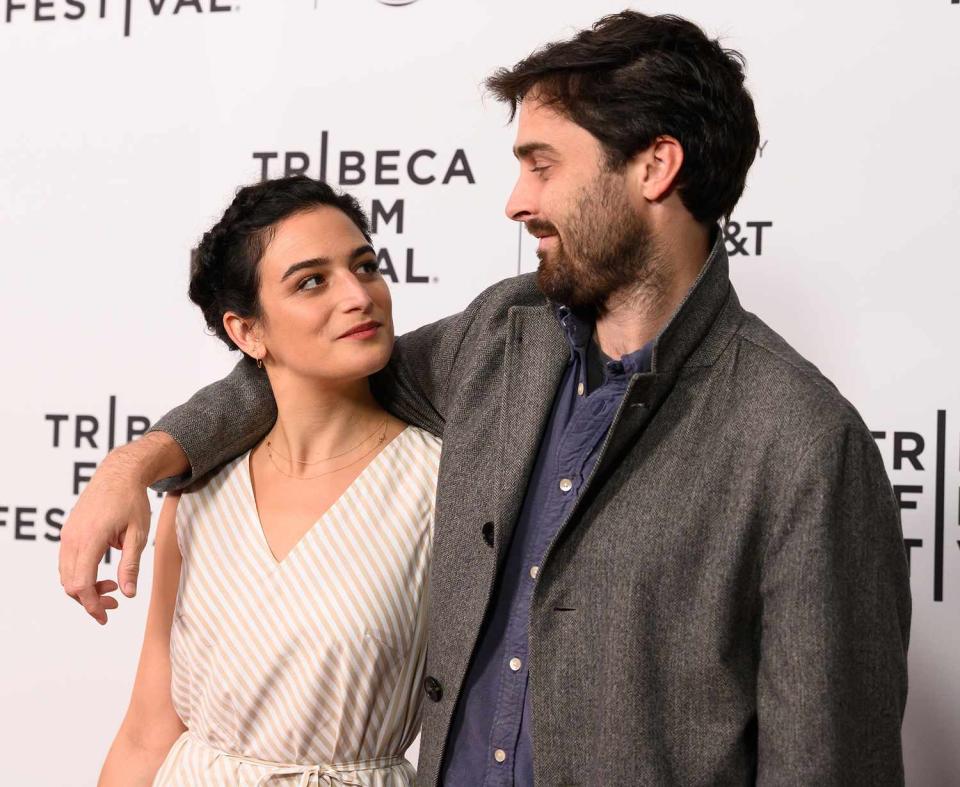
[553, 304, 653, 377]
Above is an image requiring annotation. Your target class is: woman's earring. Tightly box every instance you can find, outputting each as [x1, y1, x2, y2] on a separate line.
[256, 356, 263, 369]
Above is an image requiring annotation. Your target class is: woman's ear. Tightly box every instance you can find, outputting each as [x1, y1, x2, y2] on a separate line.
[223, 311, 264, 362]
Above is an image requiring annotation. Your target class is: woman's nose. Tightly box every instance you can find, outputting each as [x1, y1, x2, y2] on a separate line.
[334, 271, 375, 312]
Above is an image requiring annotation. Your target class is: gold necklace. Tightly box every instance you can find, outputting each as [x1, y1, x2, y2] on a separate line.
[266, 419, 388, 465]
[265, 423, 388, 481]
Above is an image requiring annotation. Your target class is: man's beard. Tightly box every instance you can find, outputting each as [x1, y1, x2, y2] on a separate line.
[533, 170, 659, 314]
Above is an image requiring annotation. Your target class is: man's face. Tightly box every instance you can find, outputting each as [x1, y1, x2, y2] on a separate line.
[505, 97, 656, 312]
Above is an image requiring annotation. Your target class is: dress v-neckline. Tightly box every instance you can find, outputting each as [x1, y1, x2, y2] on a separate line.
[242, 426, 410, 567]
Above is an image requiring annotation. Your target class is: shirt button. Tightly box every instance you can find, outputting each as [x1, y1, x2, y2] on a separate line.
[529, 565, 540, 580]
[559, 478, 573, 492]
[577, 381, 585, 396]
[494, 749, 507, 763]
[509, 657, 522, 672]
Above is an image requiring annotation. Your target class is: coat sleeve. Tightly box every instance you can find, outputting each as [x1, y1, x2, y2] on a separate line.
[756, 424, 911, 786]
[149, 358, 276, 492]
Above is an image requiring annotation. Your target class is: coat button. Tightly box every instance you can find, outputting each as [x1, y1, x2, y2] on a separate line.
[424, 676, 443, 702]
[482, 521, 495, 547]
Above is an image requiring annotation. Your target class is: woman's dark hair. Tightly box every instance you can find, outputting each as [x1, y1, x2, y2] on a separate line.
[485, 12, 760, 226]
[189, 175, 371, 353]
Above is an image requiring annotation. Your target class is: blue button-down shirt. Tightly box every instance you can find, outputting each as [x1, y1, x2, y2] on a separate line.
[441, 307, 653, 786]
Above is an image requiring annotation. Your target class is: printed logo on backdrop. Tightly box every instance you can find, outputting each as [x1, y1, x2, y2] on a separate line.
[723, 138, 773, 259]
[308, 0, 420, 7]
[2, 0, 236, 38]
[872, 412, 959, 603]
[252, 131, 477, 284]
[0, 396, 157, 562]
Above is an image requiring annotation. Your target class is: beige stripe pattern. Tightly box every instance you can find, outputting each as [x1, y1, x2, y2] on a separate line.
[153, 426, 441, 787]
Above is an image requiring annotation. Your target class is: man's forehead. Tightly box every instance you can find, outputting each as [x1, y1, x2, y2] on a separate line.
[516, 96, 567, 132]
[513, 99, 600, 157]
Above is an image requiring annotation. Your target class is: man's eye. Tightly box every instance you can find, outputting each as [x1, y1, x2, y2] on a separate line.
[299, 274, 325, 291]
[531, 165, 550, 177]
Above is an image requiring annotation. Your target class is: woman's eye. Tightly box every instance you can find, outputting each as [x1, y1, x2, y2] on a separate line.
[357, 260, 381, 276]
[299, 274, 325, 291]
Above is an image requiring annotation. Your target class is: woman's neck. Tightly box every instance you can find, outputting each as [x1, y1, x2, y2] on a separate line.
[264, 372, 386, 464]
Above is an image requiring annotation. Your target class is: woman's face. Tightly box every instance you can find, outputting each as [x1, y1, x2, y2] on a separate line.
[244, 205, 393, 384]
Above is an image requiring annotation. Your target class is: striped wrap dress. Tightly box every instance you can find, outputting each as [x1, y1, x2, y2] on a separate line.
[153, 426, 442, 787]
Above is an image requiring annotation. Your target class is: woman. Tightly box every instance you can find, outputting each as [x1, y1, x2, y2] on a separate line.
[98, 176, 440, 786]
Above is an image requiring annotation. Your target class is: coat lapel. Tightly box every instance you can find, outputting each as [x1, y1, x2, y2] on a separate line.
[492, 304, 569, 551]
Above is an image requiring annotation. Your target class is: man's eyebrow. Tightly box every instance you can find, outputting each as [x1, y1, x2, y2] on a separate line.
[513, 142, 560, 160]
[280, 245, 375, 282]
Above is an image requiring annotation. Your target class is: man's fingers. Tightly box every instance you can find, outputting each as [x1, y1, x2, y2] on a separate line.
[117, 529, 145, 598]
[63, 537, 113, 623]
[69, 581, 120, 614]
[70, 581, 118, 597]
[57, 456, 154, 620]
[95, 579, 119, 594]
[74, 585, 107, 625]
[57, 532, 72, 589]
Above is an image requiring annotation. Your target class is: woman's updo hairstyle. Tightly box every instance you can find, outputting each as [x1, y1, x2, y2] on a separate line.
[189, 175, 372, 354]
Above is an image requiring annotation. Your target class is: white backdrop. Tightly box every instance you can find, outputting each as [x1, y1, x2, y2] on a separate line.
[1, 1, 958, 785]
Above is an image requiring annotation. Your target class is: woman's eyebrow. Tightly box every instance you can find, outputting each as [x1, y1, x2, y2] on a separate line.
[281, 257, 329, 282]
[280, 246, 374, 282]
[350, 244, 376, 260]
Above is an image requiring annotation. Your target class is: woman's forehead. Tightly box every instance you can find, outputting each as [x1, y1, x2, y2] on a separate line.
[262, 207, 367, 270]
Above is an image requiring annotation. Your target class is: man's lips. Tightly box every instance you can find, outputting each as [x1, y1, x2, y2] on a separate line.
[526, 225, 559, 250]
[337, 321, 382, 340]
[536, 234, 558, 251]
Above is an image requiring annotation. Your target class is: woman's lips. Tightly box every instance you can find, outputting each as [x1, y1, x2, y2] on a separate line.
[338, 321, 381, 340]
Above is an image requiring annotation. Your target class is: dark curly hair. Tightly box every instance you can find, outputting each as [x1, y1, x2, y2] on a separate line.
[189, 176, 371, 354]
[485, 12, 760, 226]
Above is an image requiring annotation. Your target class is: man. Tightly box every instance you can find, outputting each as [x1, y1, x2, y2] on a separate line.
[60, 11, 910, 785]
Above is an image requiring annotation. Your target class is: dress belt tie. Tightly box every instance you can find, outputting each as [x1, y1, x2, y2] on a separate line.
[190, 732, 405, 786]
[250, 762, 364, 787]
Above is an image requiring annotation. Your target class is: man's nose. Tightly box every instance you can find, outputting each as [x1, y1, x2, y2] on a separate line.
[505, 176, 536, 222]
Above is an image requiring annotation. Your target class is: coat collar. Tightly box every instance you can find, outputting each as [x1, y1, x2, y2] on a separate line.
[650, 227, 738, 373]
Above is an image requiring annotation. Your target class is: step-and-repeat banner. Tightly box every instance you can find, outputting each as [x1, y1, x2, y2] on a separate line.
[1, 1, 957, 784]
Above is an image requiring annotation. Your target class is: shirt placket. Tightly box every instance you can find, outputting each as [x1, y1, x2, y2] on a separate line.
[486, 352, 592, 785]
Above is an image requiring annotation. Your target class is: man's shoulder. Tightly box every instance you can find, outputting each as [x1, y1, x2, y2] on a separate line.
[467, 272, 545, 315]
[727, 311, 870, 441]
[449, 272, 548, 346]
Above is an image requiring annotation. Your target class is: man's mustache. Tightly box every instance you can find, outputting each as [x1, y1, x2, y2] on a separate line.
[525, 219, 560, 239]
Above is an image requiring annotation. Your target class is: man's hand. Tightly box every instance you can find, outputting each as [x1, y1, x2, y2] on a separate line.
[58, 432, 189, 624]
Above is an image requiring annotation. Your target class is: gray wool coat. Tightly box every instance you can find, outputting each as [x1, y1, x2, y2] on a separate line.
[153, 236, 910, 786]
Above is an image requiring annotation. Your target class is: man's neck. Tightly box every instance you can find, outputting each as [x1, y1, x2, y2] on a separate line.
[595, 222, 712, 359]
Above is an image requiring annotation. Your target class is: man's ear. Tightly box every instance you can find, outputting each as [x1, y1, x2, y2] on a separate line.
[630, 135, 684, 203]
[223, 311, 264, 362]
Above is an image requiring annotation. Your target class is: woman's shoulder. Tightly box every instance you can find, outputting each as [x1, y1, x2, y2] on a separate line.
[374, 424, 441, 492]
[179, 451, 250, 503]
[398, 424, 442, 460]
